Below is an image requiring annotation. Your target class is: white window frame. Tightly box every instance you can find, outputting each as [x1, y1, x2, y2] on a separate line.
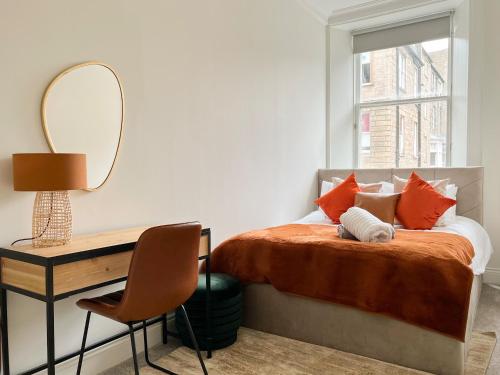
[354, 17, 454, 168]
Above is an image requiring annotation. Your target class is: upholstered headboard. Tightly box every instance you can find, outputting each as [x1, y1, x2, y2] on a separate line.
[318, 167, 484, 224]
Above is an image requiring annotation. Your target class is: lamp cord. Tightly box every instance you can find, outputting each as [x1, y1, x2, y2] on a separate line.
[11, 192, 54, 246]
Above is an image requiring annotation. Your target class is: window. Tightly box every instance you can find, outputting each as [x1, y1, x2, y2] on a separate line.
[431, 105, 436, 132]
[353, 15, 451, 168]
[360, 112, 371, 151]
[413, 122, 419, 158]
[429, 142, 445, 167]
[361, 53, 371, 84]
[413, 68, 419, 97]
[430, 151, 436, 165]
[355, 37, 450, 168]
[398, 52, 407, 91]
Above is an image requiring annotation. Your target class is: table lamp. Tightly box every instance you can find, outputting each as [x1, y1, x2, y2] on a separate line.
[12, 153, 87, 248]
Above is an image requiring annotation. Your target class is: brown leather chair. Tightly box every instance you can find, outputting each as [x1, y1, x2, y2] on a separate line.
[76, 222, 208, 375]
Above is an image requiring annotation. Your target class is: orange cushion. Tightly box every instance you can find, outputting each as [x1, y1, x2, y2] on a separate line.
[315, 173, 361, 223]
[396, 172, 456, 230]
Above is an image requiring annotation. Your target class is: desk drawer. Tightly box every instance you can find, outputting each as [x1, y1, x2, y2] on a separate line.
[54, 251, 133, 296]
[1, 259, 46, 295]
[0, 252, 133, 297]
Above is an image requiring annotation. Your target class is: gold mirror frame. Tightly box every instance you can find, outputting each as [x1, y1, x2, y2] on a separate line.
[41, 61, 125, 191]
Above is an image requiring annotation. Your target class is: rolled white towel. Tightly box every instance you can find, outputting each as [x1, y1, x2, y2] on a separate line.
[340, 207, 395, 243]
[337, 224, 357, 240]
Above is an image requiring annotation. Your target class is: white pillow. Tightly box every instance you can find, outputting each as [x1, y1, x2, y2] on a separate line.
[393, 175, 449, 194]
[332, 177, 382, 193]
[434, 184, 458, 227]
[321, 180, 334, 197]
[320, 180, 385, 197]
[379, 181, 395, 194]
[317, 181, 334, 215]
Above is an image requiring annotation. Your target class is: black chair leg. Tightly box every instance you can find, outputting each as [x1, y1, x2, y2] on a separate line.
[142, 320, 177, 375]
[162, 313, 168, 344]
[76, 311, 91, 375]
[180, 305, 208, 375]
[128, 324, 140, 375]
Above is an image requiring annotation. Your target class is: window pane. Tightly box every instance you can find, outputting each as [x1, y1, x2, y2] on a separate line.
[360, 113, 371, 150]
[398, 104, 418, 168]
[421, 39, 448, 97]
[358, 100, 447, 168]
[420, 101, 448, 167]
[359, 38, 449, 102]
[362, 63, 371, 84]
[399, 114, 405, 156]
[413, 122, 418, 158]
[361, 52, 371, 84]
[398, 54, 406, 91]
[358, 107, 396, 168]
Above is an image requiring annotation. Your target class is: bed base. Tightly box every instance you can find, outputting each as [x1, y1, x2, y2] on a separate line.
[242, 275, 481, 375]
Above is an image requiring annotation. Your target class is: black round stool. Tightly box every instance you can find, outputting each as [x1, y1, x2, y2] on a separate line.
[176, 273, 242, 350]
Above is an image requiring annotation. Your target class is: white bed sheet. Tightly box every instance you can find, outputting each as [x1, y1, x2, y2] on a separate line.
[294, 210, 493, 275]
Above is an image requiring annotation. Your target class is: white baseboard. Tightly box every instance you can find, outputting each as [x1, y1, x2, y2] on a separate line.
[56, 320, 165, 375]
[484, 267, 500, 286]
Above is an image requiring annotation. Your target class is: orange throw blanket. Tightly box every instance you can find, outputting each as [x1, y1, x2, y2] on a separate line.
[210, 224, 475, 341]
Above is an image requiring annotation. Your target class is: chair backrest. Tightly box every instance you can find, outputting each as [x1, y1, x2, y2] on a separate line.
[116, 222, 201, 322]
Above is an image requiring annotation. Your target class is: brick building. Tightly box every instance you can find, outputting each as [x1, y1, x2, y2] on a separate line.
[358, 42, 448, 168]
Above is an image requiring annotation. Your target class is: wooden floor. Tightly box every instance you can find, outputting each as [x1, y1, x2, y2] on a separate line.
[474, 284, 500, 375]
[102, 284, 500, 375]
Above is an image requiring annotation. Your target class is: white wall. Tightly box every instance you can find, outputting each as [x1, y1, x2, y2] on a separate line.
[329, 27, 355, 168]
[466, 0, 500, 279]
[0, 1, 326, 372]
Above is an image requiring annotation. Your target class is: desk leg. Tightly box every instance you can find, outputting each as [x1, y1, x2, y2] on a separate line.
[1, 289, 10, 375]
[46, 300, 55, 375]
[46, 264, 56, 375]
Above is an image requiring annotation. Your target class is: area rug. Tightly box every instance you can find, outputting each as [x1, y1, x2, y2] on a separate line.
[139, 328, 495, 375]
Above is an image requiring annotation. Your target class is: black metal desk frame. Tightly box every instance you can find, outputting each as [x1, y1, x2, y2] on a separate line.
[0, 228, 212, 375]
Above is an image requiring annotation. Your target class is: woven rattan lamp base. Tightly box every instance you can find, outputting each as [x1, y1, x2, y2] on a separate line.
[32, 191, 72, 248]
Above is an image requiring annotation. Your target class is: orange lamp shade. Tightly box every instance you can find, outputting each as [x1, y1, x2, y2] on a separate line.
[12, 153, 87, 191]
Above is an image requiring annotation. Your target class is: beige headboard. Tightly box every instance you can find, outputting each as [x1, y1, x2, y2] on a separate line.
[318, 167, 484, 224]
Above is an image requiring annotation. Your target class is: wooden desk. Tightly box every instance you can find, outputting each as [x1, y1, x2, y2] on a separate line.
[0, 227, 212, 375]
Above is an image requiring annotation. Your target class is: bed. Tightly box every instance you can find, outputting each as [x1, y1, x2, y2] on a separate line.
[220, 167, 492, 375]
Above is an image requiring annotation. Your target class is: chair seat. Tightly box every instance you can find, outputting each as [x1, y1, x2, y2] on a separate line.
[77, 291, 124, 322]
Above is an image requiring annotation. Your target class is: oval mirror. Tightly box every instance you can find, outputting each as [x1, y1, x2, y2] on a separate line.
[41, 62, 124, 191]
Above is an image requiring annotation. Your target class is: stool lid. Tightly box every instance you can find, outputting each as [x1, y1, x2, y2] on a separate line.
[191, 273, 241, 301]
